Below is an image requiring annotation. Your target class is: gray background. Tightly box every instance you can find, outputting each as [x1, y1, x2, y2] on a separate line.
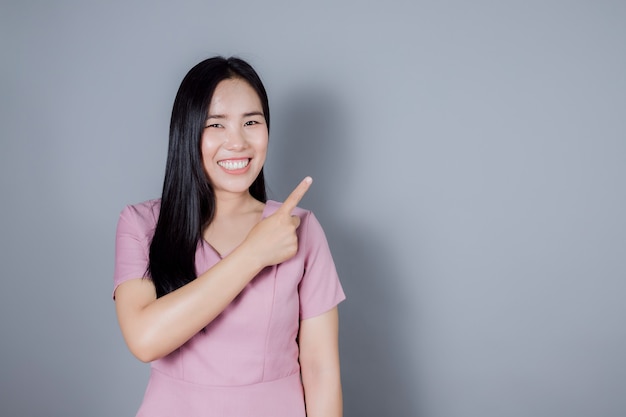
[1, 1, 625, 416]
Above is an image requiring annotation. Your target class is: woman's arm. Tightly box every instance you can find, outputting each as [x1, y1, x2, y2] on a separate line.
[115, 243, 265, 363]
[115, 179, 312, 363]
[299, 307, 343, 417]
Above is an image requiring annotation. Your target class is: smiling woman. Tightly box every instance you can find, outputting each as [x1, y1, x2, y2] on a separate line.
[113, 57, 345, 417]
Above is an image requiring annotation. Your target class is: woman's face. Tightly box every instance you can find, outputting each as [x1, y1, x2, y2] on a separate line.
[201, 78, 268, 198]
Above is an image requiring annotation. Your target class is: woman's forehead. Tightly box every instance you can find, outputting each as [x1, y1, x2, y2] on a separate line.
[207, 78, 263, 116]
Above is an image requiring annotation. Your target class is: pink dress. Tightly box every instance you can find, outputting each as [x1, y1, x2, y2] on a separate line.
[114, 199, 345, 417]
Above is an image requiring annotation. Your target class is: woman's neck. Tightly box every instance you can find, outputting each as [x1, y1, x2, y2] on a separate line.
[213, 191, 262, 220]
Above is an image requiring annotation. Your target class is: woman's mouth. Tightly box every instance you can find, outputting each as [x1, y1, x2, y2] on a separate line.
[217, 158, 250, 171]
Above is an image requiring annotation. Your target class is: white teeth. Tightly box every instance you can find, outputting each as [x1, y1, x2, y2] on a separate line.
[218, 159, 249, 170]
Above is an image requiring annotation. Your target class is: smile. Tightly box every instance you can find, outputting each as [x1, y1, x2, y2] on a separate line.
[218, 159, 250, 171]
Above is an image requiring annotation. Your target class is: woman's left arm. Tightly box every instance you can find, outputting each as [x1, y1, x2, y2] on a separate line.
[299, 307, 343, 417]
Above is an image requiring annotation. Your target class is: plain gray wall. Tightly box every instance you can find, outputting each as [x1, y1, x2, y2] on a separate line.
[1, 1, 625, 416]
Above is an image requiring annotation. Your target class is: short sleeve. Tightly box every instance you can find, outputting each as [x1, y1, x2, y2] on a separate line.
[113, 202, 157, 298]
[298, 212, 346, 320]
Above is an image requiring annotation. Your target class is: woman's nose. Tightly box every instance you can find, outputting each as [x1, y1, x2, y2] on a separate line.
[224, 128, 247, 150]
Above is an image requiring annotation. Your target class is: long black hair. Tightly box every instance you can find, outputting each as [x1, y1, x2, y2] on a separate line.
[148, 56, 269, 298]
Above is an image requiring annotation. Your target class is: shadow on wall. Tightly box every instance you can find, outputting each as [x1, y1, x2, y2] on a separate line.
[269, 87, 422, 416]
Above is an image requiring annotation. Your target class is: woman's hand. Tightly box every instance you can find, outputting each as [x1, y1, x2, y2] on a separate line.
[243, 176, 312, 268]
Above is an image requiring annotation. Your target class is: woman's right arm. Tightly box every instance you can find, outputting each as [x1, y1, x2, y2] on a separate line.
[115, 242, 265, 363]
[115, 178, 312, 363]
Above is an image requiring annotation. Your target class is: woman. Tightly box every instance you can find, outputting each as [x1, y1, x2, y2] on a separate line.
[113, 56, 345, 416]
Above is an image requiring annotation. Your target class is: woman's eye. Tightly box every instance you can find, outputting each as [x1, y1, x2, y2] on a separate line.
[244, 120, 260, 126]
[205, 123, 222, 129]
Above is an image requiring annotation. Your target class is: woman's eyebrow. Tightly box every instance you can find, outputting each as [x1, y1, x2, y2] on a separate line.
[207, 111, 264, 120]
[243, 111, 264, 118]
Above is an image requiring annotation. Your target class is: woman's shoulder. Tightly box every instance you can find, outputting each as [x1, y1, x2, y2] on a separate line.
[117, 198, 161, 236]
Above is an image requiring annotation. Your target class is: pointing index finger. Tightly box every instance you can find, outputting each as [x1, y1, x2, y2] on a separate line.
[279, 177, 313, 215]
